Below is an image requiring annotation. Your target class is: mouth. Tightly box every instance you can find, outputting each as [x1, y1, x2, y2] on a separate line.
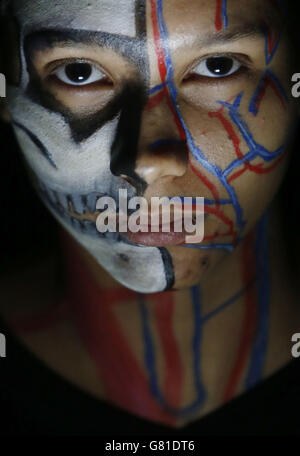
[124, 226, 187, 247]
[36, 180, 205, 248]
[119, 211, 204, 247]
[36, 181, 120, 241]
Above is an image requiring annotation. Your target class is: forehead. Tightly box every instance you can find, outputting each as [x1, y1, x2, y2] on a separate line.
[13, 0, 137, 37]
[13, 0, 282, 39]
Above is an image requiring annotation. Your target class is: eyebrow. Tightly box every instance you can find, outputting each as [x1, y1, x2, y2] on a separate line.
[24, 29, 143, 67]
[25, 29, 134, 51]
[24, 21, 278, 59]
[196, 24, 274, 47]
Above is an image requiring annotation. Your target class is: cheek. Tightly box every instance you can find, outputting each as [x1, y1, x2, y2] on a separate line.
[180, 76, 291, 168]
[229, 156, 288, 228]
[6, 87, 118, 194]
[176, 78, 292, 236]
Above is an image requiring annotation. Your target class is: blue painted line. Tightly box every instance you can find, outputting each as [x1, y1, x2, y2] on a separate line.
[220, 93, 285, 178]
[222, 0, 228, 29]
[176, 196, 232, 206]
[149, 82, 168, 95]
[156, 0, 246, 231]
[140, 279, 255, 415]
[267, 70, 289, 102]
[245, 213, 270, 389]
[139, 289, 206, 417]
[182, 243, 234, 252]
[249, 69, 288, 116]
[263, 27, 281, 65]
[201, 279, 256, 325]
[204, 199, 232, 206]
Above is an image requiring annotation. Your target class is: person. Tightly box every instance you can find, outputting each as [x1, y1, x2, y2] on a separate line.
[0, 0, 300, 436]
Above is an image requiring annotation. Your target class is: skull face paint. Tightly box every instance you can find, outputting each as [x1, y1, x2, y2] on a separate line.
[4, 0, 298, 292]
[6, 0, 174, 294]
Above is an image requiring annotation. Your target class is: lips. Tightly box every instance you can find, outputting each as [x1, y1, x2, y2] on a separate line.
[124, 229, 186, 247]
[121, 216, 200, 247]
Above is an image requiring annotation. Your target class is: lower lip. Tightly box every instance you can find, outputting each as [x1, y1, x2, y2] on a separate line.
[122, 218, 186, 247]
[123, 228, 187, 247]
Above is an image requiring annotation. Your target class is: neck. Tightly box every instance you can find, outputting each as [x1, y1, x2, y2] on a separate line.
[60, 199, 299, 428]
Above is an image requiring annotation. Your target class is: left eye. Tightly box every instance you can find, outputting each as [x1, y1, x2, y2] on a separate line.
[53, 62, 106, 86]
[191, 56, 242, 78]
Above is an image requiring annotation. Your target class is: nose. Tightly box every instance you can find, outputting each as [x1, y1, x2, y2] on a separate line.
[110, 82, 188, 192]
[134, 93, 188, 186]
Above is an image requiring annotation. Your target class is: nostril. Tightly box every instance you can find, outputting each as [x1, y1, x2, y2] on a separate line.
[135, 138, 189, 184]
[149, 139, 187, 155]
[119, 173, 147, 195]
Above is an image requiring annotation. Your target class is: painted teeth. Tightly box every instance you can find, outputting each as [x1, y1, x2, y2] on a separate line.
[81, 219, 99, 236]
[86, 193, 102, 213]
[35, 182, 130, 244]
[36, 182, 118, 239]
[71, 195, 86, 214]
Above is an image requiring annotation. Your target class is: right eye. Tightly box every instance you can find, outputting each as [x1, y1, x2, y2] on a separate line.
[192, 56, 242, 79]
[53, 62, 108, 86]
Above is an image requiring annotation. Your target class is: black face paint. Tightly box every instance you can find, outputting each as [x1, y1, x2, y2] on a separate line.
[12, 120, 57, 168]
[159, 247, 175, 291]
[8, 0, 176, 293]
[110, 81, 148, 194]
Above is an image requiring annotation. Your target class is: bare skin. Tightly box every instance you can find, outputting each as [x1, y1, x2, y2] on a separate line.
[1, 0, 300, 429]
[1, 196, 299, 428]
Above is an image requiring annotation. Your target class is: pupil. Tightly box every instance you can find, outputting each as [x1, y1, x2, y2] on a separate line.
[206, 57, 233, 75]
[65, 63, 92, 83]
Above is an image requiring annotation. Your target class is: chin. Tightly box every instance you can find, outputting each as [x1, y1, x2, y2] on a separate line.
[167, 245, 230, 290]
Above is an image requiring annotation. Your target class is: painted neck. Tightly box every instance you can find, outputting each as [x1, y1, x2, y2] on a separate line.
[59, 204, 297, 427]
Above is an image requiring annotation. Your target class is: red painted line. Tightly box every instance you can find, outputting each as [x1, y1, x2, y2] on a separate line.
[189, 159, 221, 210]
[229, 150, 286, 183]
[265, 76, 287, 110]
[149, 0, 228, 206]
[150, 0, 168, 82]
[222, 230, 258, 402]
[215, 0, 223, 31]
[209, 110, 243, 160]
[262, 21, 281, 61]
[209, 102, 286, 184]
[63, 235, 176, 425]
[203, 231, 233, 241]
[146, 89, 166, 110]
[149, 0, 238, 249]
[154, 292, 183, 410]
[253, 75, 287, 116]
[204, 205, 236, 238]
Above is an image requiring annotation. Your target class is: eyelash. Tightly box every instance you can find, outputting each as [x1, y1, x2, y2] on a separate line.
[48, 58, 113, 88]
[47, 53, 250, 89]
[183, 54, 250, 83]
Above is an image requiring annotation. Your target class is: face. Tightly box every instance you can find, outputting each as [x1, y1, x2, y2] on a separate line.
[4, 0, 298, 293]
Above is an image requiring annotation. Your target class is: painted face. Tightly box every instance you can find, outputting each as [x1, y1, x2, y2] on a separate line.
[4, 0, 297, 292]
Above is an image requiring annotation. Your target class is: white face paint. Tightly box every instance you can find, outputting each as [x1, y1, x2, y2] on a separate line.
[14, 0, 137, 37]
[6, 0, 174, 293]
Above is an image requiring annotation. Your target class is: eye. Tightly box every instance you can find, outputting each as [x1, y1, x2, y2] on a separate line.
[53, 62, 108, 86]
[190, 55, 242, 79]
